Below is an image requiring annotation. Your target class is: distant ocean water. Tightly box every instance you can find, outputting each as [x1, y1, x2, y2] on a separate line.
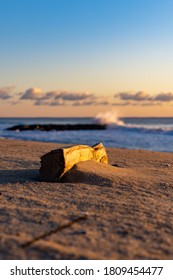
[0, 116, 173, 152]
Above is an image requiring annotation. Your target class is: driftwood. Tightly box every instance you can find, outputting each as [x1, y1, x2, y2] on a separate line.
[40, 142, 108, 182]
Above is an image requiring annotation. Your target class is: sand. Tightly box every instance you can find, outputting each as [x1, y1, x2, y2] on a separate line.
[0, 138, 173, 260]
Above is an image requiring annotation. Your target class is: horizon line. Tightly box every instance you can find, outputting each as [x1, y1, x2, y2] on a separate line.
[1, 116, 173, 119]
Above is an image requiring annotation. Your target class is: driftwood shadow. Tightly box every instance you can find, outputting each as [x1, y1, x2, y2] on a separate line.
[0, 169, 40, 184]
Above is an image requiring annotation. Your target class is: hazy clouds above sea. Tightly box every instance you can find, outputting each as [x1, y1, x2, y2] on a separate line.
[1, 86, 173, 107]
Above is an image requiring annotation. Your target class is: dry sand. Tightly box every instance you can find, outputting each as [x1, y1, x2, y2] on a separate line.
[0, 138, 173, 260]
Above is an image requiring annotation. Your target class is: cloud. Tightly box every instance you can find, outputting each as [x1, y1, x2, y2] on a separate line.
[115, 91, 150, 101]
[0, 92, 11, 100]
[50, 100, 66, 106]
[153, 92, 173, 102]
[39, 91, 60, 100]
[40, 94, 112, 106]
[115, 91, 173, 105]
[34, 99, 66, 106]
[140, 102, 162, 106]
[27, 89, 96, 106]
[34, 100, 49, 106]
[54, 91, 94, 101]
[21, 88, 43, 100]
[72, 100, 97, 106]
[3, 86, 173, 107]
[112, 102, 131, 106]
[72, 96, 114, 106]
[0, 86, 15, 99]
[38, 90, 94, 101]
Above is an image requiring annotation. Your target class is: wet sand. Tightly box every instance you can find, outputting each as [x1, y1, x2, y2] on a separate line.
[0, 138, 173, 260]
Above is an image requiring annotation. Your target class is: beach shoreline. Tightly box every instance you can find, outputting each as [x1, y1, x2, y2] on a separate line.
[1, 116, 173, 152]
[1, 138, 173, 260]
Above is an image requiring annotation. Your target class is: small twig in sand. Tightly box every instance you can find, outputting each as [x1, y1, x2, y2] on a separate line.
[21, 214, 88, 248]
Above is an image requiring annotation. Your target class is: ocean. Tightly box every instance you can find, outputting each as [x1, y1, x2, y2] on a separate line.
[0, 115, 173, 152]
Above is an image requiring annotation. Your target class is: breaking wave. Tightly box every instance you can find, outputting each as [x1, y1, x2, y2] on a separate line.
[94, 111, 125, 126]
[93, 111, 173, 134]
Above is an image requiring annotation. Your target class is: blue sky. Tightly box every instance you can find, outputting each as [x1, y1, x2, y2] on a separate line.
[1, 0, 173, 116]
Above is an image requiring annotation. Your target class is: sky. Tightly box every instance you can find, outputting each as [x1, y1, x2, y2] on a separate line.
[1, 0, 173, 117]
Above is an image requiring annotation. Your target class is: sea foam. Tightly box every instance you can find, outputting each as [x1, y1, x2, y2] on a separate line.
[94, 111, 125, 126]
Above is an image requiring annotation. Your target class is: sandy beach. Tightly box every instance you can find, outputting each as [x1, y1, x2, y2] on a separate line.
[0, 138, 173, 260]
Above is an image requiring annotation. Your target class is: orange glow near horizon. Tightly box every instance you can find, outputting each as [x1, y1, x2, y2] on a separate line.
[0, 102, 173, 118]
